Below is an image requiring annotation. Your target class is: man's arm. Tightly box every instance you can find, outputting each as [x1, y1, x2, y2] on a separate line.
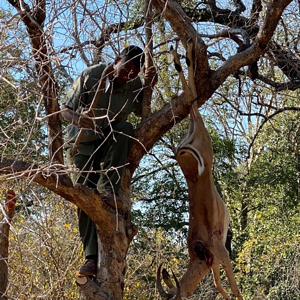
[61, 64, 114, 129]
[61, 105, 94, 129]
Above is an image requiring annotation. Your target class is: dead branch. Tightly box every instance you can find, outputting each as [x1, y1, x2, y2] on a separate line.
[6, 0, 64, 164]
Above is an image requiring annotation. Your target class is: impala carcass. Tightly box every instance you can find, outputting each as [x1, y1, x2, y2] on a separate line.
[157, 39, 243, 300]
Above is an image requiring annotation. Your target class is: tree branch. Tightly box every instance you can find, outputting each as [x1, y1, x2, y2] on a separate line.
[7, 0, 64, 164]
[128, 0, 292, 177]
[152, 0, 210, 81]
[200, 28, 250, 47]
[142, 0, 154, 119]
[184, 1, 297, 85]
[0, 157, 114, 228]
[76, 275, 109, 300]
[247, 106, 300, 159]
[257, 74, 300, 91]
[211, 0, 292, 91]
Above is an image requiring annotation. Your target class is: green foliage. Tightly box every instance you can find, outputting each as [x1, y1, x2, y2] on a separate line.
[0, 10, 47, 163]
[232, 112, 300, 299]
[0, 184, 82, 300]
[0, 76, 47, 162]
[132, 120, 190, 233]
[1, 2, 300, 299]
[237, 213, 300, 299]
[130, 103, 300, 299]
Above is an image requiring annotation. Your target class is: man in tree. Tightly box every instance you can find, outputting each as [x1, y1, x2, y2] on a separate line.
[61, 46, 157, 276]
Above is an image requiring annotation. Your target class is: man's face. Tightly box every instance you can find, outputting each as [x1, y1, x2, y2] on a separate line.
[113, 58, 140, 85]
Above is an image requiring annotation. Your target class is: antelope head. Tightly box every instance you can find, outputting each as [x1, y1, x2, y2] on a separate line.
[171, 38, 213, 183]
[157, 38, 243, 300]
[176, 105, 213, 183]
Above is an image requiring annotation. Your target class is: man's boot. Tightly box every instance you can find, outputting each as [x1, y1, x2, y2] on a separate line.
[78, 258, 96, 276]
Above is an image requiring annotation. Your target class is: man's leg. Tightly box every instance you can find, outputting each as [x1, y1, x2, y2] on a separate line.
[66, 149, 100, 275]
[101, 121, 134, 195]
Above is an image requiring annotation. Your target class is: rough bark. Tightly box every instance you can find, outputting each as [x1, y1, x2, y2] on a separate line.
[142, 0, 154, 119]
[125, 0, 292, 180]
[2, 1, 293, 299]
[0, 157, 136, 299]
[0, 190, 16, 300]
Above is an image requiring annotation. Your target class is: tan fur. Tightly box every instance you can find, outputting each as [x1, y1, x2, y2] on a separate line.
[158, 39, 243, 300]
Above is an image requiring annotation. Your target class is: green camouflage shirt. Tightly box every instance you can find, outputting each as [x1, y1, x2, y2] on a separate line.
[64, 64, 144, 154]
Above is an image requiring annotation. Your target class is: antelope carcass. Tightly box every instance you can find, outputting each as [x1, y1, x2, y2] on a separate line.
[157, 39, 243, 300]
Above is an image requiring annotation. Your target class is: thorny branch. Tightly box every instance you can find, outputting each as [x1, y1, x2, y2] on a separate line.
[6, 0, 64, 164]
[215, 92, 300, 160]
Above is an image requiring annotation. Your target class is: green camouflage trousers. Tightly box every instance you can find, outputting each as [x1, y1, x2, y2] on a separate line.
[66, 121, 134, 257]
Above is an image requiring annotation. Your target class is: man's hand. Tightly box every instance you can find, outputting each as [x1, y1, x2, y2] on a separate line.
[78, 109, 95, 129]
[143, 65, 158, 88]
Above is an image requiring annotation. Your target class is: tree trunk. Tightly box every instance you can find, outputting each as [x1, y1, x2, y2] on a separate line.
[76, 186, 137, 300]
[6, 0, 64, 165]
[3, 1, 294, 299]
[96, 217, 136, 298]
[0, 220, 9, 300]
[0, 190, 16, 300]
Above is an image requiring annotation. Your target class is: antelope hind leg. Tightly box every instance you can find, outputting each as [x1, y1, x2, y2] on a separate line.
[213, 244, 243, 300]
[212, 265, 230, 300]
[223, 261, 243, 300]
